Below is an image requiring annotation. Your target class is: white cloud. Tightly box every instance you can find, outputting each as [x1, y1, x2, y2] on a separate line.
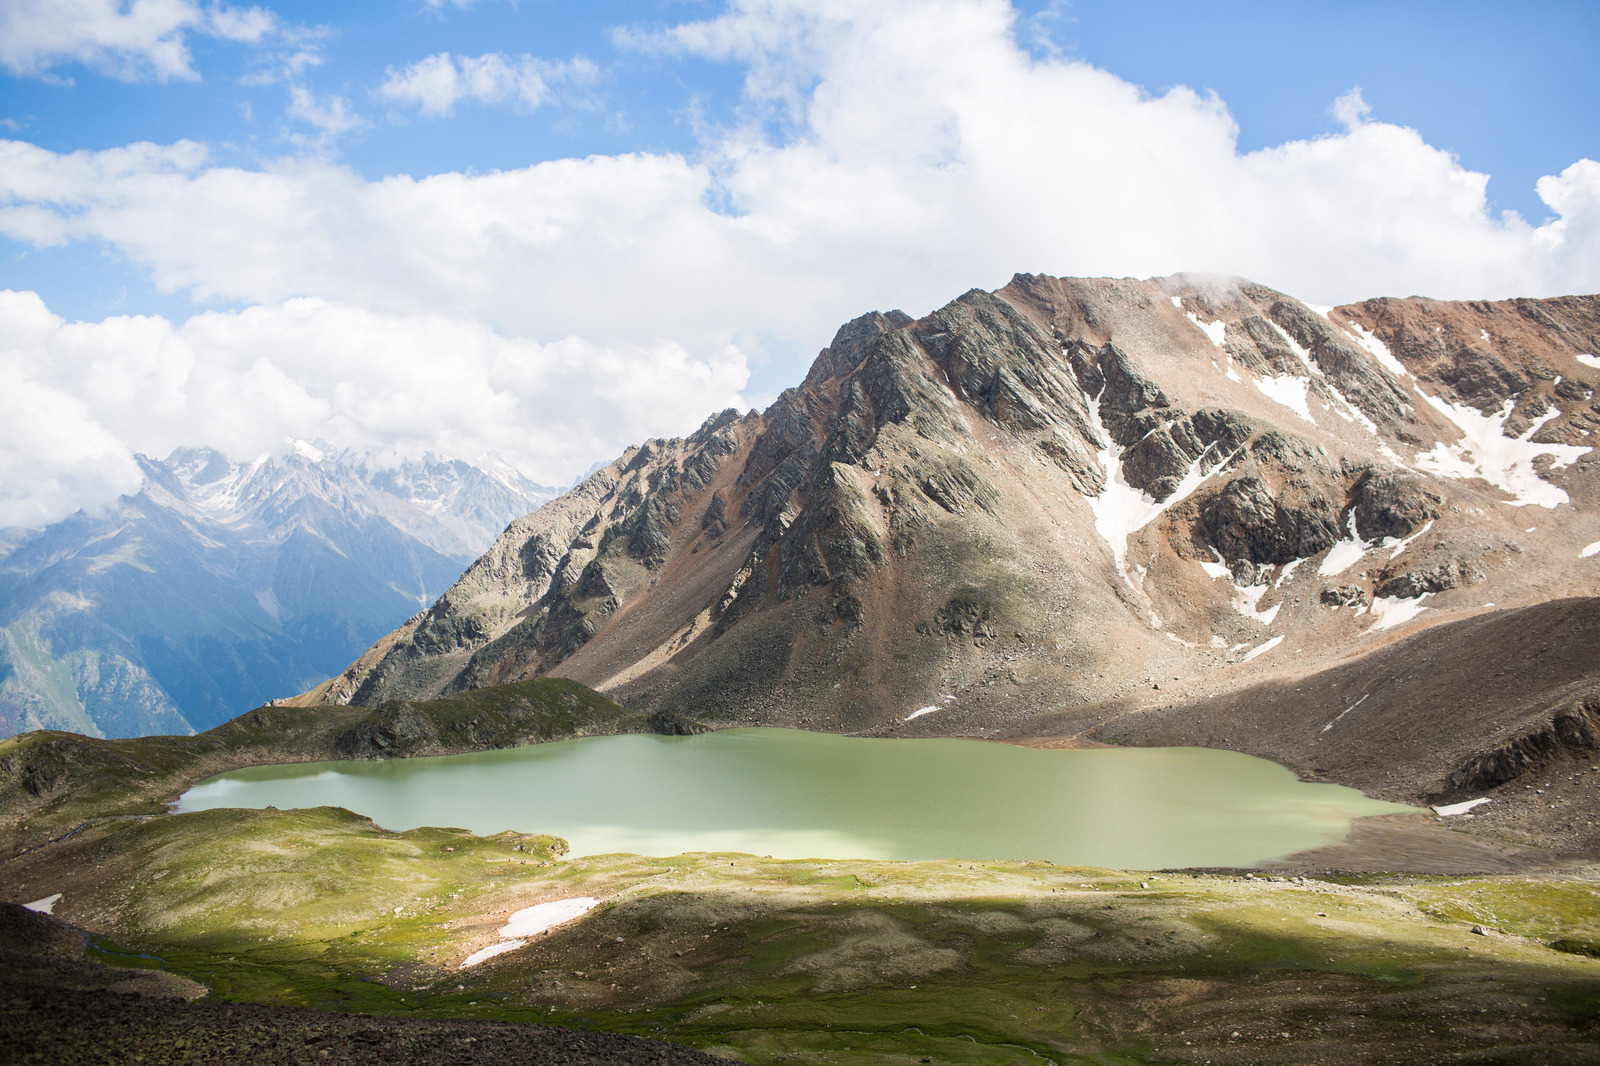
[1329, 87, 1372, 130]
[0, 0, 1593, 339]
[1, 0, 1599, 523]
[238, 22, 330, 87]
[377, 52, 599, 118]
[0, 0, 278, 82]
[0, 290, 753, 525]
[0, 373, 145, 528]
[420, 0, 507, 11]
[286, 86, 365, 144]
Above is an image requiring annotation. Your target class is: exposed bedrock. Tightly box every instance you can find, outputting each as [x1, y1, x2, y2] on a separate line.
[1348, 471, 1443, 541]
[1198, 472, 1340, 568]
[1319, 584, 1369, 609]
[1440, 697, 1600, 799]
[1375, 557, 1485, 600]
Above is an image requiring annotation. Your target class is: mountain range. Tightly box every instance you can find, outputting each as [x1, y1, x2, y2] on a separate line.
[0, 445, 555, 739]
[304, 273, 1600, 832]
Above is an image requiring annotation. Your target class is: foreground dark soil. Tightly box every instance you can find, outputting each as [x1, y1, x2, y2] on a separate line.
[0, 903, 726, 1066]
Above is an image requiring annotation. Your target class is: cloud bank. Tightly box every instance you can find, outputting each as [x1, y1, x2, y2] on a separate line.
[0, 291, 751, 526]
[1, 0, 1597, 525]
[0, 0, 277, 82]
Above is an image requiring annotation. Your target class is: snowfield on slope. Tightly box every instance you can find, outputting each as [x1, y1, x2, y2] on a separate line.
[1081, 385, 1230, 584]
[1413, 396, 1589, 508]
[461, 897, 601, 969]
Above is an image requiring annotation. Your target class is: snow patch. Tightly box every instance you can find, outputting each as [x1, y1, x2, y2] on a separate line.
[1384, 520, 1432, 561]
[1170, 295, 1183, 308]
[253, 588, 281, 622]
[1480, 329, 1491, 343]
[1253, 373, 1316, 423]
[905, 706, 941, 721]
[501, 897, 599, 938]
[1318, 510, 1372, 576]
[1307, 304, 1334, 319]
[1320, 693, 1369, 734]
[1242, 636, 1284, 661]
[1413, 395, 1590, 508]
[1346, 322, 1409, 378]
[1223, 355, 1241, 383]
[1581, 541, 1600, 558]
[1366, 593, 1431, 632]
[23, 894, 61, 915]
[1232, 582, 1281, 625]
[1433, 798, 1491, 817]
[1320, 377, 1380, 434]
[1265, 320, 1323, 378]
[1198, 552, 1281, 625]
[1187, 312, 1226, 348]
[461, 940, 526, 968]
[464, 889, 601, 966]
[1082, 387, 1231, 584]
[290, 438, 326, 462]
[1576, 354, 1600, 369]
[460, 897, 601, 969]
[1274, 558, 1305, 588]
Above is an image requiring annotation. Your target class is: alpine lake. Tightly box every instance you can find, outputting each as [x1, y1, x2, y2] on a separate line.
[179, 727, 1416, 868]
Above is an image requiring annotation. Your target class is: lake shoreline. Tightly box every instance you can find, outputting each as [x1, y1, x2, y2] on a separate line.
[5, 677, 1595, 878]
[176, 727, 1418, 872]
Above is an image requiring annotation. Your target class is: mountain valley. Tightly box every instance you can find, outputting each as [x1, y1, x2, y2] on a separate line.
[4, 273, 1600, 1066]
[0, 447, 555, 740]
[305, 274, 1600, 831]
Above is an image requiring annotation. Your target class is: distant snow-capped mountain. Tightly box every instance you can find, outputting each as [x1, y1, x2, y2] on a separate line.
[0, 446, 557, 739]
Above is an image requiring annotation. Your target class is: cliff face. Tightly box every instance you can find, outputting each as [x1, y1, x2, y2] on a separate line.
[313, 274, 1600, 743]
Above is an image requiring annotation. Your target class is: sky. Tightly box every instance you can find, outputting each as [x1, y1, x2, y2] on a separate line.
[0, 0, 1597, 527]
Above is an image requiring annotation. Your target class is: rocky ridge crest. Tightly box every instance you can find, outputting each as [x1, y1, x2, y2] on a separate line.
[310, 274, 1600, 749]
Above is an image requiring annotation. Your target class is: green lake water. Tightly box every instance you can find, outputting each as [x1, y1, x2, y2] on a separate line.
[177, 728, 1417, 869]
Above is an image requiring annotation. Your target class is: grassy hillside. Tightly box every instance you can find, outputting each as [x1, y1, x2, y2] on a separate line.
[5, 804, 1598, 1064]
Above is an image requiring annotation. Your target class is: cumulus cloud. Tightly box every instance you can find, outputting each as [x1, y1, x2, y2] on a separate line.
[0, 290, 753, 526]
[1, 0, 1598, 523]
[286, 86, 365, 144]
[377, 52, 599, 118]
[1, 0, 1593, 337]
[0, 0, 277, 82]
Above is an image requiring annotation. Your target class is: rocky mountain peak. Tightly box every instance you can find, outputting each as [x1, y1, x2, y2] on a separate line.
[310, 273, 1599, 748]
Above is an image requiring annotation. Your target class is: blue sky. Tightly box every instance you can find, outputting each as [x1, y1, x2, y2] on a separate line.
[0, 0, 1597, 523]
[7, 2, 1594, 204]
[6, 1, 1597, 323]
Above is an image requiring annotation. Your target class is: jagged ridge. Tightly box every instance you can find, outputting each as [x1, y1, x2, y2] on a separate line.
[314, 274, 1600, 748]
